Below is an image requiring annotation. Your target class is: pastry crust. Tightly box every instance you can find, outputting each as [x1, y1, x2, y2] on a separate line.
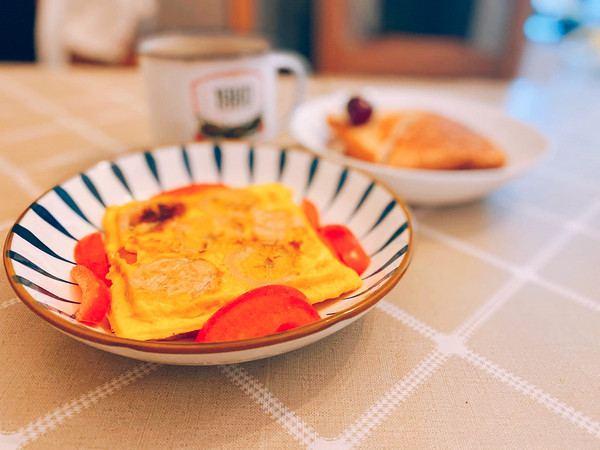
[328, 111, 506, 170]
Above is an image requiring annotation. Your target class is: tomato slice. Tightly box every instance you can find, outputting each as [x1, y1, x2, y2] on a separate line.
[301, 198, 320, 229]
[74, 232, 111, 286]
[71, 265, 112, 324]
[154, 183, 225, 198]
[195, 285, 321, 343]
[318, 225, 371, 276]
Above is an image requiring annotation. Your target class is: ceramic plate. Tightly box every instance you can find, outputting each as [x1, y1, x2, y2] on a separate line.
[290, 87, 548, 206]
[3, 142, 412, 365]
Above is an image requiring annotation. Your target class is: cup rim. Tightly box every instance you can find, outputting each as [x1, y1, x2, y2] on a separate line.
[137, 32, 271, 61]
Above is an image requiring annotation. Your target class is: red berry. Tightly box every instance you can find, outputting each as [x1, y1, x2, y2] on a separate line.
[347, 96, 373, 125]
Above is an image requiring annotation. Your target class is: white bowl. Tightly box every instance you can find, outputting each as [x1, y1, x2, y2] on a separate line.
[290, 87, 548, 206]
[4, 142, 413, 365]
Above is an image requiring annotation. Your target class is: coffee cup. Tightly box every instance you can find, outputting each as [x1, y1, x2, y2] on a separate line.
[138, 33, 308, 144]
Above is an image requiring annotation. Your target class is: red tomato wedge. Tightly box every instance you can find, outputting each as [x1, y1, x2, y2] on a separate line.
[195, 285, 321, 343]
[154, 183, 225, 198]
[74, 232, 111, 286]
[318, 225, 371, 276]
[71, 265, 112, 324]
[301, 198, 320, 229]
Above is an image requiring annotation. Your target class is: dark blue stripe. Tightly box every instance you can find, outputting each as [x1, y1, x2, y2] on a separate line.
[54, 186, 95, 227]
[363, 200, 396, 238]
[353, 182, 375, 216]
[11, 224, 75, 265]
[248, 147, 255, 182]
[335, 168, 348, 197]
[321, 168, 350, 214]
[214, 144, 222, 175]
[13, 275, 79, 304]
[144, 151, 160, 187]
[363, 244, 408, 279]
[31, 203, 76, 240]
[370, 222, 408, 257]
[8, 250, 76, 284]
[278, 149, 287, 180]
[182, 147, 192, 179]
[307, 157, 319, 188]
[41, 302, 76, 318]
[81, 173, 105, 207]
[344, 268, 398, 300]
[111, 162, 132, 196]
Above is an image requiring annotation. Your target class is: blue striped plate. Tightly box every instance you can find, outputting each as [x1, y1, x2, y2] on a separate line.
[3, 141, 413, 365]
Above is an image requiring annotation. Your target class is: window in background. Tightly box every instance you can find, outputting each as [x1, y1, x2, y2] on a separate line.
[525, 0, 581, 42]
[519, 0, 600, 77]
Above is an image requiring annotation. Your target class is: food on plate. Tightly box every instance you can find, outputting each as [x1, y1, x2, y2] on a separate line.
[71, 265, 112, 324]
[301, 199, 369, 276]
[347, 96, 373, 125]
[327, 96, 506, 170]
[301, 198, 320, 229]
[195, 285, 321, 342]
[76, 183, 363, 341]
[318, 225, 371, 276]
[74, 232, 111, 286]
[153, 182, 225, 198]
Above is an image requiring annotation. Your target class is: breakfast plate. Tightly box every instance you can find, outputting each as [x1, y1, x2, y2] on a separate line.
[290, 87, 548, 206]
[3, 141, 412, 365]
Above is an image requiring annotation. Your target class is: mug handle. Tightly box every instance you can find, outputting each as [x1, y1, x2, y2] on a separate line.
[270, 51, 309, 133]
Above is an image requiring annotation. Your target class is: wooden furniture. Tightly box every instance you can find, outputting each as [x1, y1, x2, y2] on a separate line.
[228, 0, 256, 33]
[315, 0, 531, 77]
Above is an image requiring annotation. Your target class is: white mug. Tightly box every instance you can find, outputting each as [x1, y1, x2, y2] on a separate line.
[138, 34, 308, 144]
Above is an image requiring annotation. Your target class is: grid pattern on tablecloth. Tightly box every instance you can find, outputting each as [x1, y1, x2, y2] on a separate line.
[0, 68, 599, 449]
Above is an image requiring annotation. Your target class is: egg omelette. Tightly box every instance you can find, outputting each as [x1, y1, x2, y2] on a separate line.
[103, 183, 363, 341]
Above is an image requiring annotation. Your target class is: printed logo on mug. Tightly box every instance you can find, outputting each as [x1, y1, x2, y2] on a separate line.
[138, 34, 307, 144]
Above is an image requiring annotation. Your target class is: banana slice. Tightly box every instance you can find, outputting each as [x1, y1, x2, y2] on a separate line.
[251, 209, 304, 241]
[130, 257, 220, 298]
[225, 242, 300, 286]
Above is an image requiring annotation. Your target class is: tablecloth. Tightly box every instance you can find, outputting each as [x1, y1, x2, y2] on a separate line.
[0, 64, 599, 449]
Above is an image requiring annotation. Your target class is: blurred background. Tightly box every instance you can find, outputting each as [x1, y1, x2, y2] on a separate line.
[1, 0, 600, 78]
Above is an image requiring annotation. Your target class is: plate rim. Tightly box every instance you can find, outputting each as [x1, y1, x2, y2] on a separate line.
[3, 141, 414, 355]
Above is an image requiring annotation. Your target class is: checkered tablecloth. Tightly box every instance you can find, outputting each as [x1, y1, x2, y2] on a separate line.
[0, 65, 599, 449]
